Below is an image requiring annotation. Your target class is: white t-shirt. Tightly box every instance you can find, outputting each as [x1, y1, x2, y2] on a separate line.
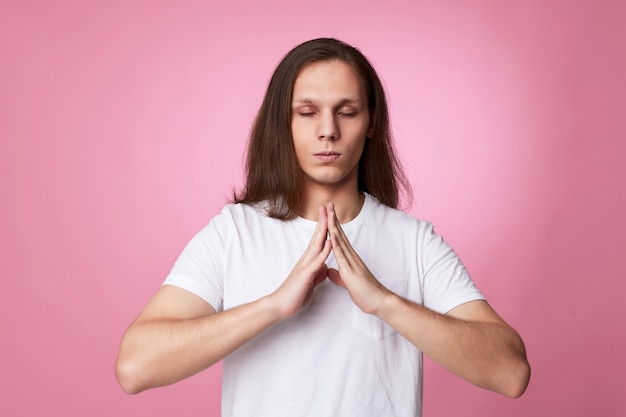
[164, 193, 484, 417]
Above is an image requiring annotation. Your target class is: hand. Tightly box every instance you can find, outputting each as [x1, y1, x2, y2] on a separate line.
[270, 206, 332, 319]
[326, 203, 390, 315]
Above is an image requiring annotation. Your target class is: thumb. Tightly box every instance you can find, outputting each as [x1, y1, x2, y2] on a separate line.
[312, 264, 329, 288]
[328, 268, 345, 288]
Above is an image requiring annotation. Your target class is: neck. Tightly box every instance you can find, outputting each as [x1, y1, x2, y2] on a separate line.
[299, 183, 364, 223]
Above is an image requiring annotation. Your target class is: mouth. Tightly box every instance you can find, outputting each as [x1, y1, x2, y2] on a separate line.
[314, 152, 340, 162]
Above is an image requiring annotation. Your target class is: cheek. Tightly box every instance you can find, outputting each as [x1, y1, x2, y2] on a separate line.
[291, 121, 307, 145]
[291, 138, 308, 166]
[290, 122, 301, 148]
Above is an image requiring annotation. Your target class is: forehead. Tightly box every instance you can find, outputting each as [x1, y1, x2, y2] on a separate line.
[292, 60, 366, 103]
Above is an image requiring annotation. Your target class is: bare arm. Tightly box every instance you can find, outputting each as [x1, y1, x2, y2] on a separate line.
[326, 203, 530, 398]
[115, 286, 281, 394]
[116, 207, 332, 394]
[378, 297, 530, 397]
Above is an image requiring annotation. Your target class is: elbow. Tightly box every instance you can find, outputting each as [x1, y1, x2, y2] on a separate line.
[116, 354, 147, 395]
[501, 357, 531, 398]
[496, 330, 531, 398]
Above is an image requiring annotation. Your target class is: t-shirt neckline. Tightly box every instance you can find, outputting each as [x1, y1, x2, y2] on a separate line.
[292, 193, 373, 232]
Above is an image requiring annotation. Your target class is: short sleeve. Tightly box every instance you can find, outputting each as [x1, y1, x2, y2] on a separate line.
[162, 217, 225, 312]
[419, 222, 484, 314]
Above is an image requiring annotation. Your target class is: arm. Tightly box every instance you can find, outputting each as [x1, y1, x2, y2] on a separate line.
[378, 297, 530, 398]
[325, 203, 530, 398]
[116, 207, 332, 394]
[115, 285, 281, 394]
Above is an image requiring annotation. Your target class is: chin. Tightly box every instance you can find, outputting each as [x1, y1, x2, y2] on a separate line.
[308, 175, 354, 189]
[302, 167, 358, 189]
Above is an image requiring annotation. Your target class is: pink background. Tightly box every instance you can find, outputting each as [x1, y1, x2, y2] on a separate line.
[1, 0, 624, 416]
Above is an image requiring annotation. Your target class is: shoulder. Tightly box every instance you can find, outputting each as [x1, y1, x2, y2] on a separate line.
[210, 200, 274, 223]
[190, 201, 271, 241]
[365, 193, 433, 232]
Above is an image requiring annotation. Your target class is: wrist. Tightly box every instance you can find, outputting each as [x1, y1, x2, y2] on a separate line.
[259, 293, 288, 324]
[373, 288, 402, 321]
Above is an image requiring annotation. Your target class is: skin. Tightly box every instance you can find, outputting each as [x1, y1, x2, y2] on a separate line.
[290, 60, 371, 222]
[116, 60, 530, 398]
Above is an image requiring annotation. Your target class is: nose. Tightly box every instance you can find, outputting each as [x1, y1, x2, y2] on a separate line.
[317, 111, 339, 141]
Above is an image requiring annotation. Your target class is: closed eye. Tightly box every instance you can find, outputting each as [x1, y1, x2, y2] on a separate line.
[295, 105, 317, 117]
[337, 104, 360, 118]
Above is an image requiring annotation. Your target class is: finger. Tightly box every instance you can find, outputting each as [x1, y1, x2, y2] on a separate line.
[312, 264, 329, 288]
[330, 229, 352, 270]
[327, 204, 356, 265]
[306, 206, 329, 255]
[327, 268, 346, 289]
[316, 237, 332, 263]
[314, 206, 330, 253]
[328, 203, 352, 246]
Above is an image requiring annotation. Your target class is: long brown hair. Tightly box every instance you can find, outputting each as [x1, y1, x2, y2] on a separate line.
[233, 38, 412, 219]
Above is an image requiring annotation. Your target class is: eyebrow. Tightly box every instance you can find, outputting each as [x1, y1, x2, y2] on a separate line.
[291, 97, 363, 106]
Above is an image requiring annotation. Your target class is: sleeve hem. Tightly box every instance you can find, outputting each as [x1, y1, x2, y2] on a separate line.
[431, 292, 486, 315]
[162, 274, 223, 312]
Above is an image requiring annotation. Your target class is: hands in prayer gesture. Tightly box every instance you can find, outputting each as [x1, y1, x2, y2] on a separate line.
[273, 203, 389, 318]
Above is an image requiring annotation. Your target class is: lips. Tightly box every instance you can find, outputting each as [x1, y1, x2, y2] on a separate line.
[314, 152, 340, 162]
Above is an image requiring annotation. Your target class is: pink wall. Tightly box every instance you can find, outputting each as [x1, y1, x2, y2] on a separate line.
[1, 1, 624, 415]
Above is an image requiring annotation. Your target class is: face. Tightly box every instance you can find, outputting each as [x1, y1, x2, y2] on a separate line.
[291, 60, 372, 192]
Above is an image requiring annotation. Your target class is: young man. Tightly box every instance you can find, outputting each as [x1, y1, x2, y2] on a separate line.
[116, 38, 530, 416]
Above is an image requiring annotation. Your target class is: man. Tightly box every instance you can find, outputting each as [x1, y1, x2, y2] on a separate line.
[116, 38, 530, 416]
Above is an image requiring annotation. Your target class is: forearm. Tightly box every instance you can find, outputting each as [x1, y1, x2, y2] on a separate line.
[116, 295, 281, 394]
[377, 294, 530, 397]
